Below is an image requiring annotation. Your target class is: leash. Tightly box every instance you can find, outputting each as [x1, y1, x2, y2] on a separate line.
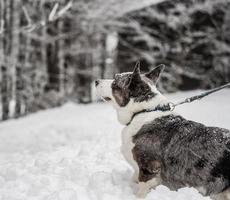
[168, 82, 230, 111]
[126, 82, 230, 126]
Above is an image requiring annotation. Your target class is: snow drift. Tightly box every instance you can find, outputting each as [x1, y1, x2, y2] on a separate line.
[0, 90, 229, 200]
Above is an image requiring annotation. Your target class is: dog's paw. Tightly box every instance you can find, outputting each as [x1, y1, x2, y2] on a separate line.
[136, 188, 148, 199]
[135, 182, 150, 199]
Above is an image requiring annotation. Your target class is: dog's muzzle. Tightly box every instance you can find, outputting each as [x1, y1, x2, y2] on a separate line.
[94, 79, 113, 101]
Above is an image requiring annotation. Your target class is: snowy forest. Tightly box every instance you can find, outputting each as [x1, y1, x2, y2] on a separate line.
[1, 1, 230, 200]
[0, 0, 230, 121]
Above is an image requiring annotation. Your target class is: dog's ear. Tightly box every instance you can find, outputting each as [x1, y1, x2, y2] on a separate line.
[128, 61, 142, 89]
[113, 89, 130, 107]
[145, 64, 165, 84]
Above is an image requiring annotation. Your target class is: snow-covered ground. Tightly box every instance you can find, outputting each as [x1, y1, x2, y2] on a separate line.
[0, 90, 229, 200]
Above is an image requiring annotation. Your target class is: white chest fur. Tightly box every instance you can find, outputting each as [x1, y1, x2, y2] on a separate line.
[120, 111, 174, 178]
[121, 126, 139, 174]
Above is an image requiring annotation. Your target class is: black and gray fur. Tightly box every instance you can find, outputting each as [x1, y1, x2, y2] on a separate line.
[96, 62, 230, 199]
[132, 115, 230, 196]
[111, 62, 163, 106]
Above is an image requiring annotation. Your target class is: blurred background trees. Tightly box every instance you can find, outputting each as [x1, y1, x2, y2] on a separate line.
[0, 0, 230, 121]
[117, 0, 230, 92]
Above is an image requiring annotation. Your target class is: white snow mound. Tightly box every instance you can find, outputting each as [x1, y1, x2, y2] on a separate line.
[0, 90, 229, 200]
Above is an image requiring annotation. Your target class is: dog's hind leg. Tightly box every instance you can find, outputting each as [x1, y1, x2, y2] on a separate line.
[211, 188, 230, 200]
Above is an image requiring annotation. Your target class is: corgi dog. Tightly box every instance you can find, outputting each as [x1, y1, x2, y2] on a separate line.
[95, 62, 230, 200]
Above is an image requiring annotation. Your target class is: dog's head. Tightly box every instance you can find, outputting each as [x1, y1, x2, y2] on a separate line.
[95, 62, 165, 124]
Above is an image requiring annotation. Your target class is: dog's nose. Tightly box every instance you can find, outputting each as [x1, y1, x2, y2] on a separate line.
[95, 80, 100, 86]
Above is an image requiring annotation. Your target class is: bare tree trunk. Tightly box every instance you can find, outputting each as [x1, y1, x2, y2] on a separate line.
[103, 32, 118, 78]
[100, 33, 106, 79]
[14, 9, 26, 118]
[1, 66, 9, 120]
[10, 0, 19, 118]
[57, 19, 65, 96]
[46, 10, 60, 91]
[1, 0, 12, 120]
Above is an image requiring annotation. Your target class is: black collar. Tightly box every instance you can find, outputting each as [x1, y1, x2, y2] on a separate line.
[126, 103, 173, 126]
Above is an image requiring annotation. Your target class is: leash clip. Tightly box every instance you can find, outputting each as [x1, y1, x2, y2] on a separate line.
[168, 102, 175, 111]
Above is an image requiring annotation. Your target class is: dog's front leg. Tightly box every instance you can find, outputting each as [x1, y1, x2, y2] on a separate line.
[136, 176, 161, 198]
[135, 162, 162, 198]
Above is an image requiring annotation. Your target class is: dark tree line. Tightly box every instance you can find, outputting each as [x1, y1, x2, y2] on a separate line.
[0, 0, 162, 121]
[116, 0, 230, 92]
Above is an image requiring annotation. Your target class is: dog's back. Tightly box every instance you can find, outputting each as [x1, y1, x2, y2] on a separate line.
[132, 115, 230, 196]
